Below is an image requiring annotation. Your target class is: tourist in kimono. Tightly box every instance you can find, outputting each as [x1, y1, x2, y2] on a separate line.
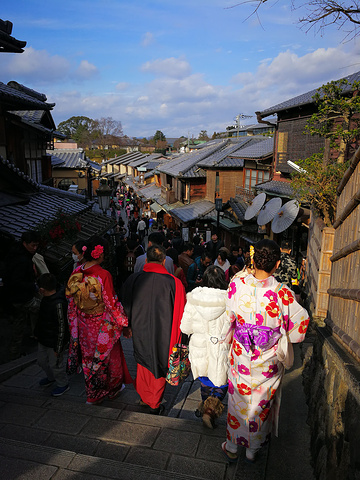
[121, 244, 186, 414]
[71, 239, 86, 271]
[180, 265, 231, 429]
[66, 235, 132, 405]
[222, 239, 309, 463]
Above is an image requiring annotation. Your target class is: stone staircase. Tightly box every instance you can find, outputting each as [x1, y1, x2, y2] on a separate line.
[0, 382, 269, 480]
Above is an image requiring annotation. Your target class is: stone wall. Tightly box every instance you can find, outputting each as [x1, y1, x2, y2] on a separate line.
[303, 327, 360, 480]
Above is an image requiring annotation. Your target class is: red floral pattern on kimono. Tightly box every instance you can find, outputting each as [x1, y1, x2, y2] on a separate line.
[67, 264, 131, 403]
[225, 274, 309, 450]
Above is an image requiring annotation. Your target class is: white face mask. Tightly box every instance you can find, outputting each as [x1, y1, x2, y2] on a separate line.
[72, 253, 79, 263]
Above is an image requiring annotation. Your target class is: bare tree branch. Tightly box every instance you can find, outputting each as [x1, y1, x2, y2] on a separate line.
[228, 1, 360, 38]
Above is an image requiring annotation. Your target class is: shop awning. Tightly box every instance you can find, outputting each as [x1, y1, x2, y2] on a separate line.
[150, 202, 164, 213]
[211, 217, 241, 231]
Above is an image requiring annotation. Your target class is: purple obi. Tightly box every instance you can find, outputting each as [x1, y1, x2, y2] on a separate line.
[234, 323, 281, 352]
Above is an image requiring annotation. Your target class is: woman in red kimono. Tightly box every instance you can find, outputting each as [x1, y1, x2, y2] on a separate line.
[66, 236, 132, 404]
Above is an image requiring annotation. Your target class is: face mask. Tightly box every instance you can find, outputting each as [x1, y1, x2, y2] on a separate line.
[72, 253, 79, 263]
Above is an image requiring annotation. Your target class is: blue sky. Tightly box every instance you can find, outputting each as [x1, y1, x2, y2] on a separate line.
[1, 0, 360, 138]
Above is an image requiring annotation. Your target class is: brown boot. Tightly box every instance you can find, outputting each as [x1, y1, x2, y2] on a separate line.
[202, 396, 224, 429]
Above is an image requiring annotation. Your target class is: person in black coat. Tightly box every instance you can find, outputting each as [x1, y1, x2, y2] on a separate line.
[34, 273, 70, 397]
[4, 230, 41, 360]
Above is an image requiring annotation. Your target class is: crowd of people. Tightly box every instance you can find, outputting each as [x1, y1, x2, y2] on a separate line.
[2, 192, 309, 464]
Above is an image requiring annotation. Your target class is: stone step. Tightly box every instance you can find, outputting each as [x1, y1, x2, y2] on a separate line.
[0, 375, 268, 480]
[0, 437, 224, 480]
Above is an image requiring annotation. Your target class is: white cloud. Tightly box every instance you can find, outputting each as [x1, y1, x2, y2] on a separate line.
[50, 45, 360, 138]
[142, 32, 154, 47]
[0, 47, 70, 83]
[115, 82, 129, 91]
[75, 60, 99, 79]
[141, 56, 191, 78]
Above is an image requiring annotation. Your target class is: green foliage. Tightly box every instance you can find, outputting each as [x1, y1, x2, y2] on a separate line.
[198, 130, 209, 140]
[86, 149, 126, 160]
[305, 78, 360, 163]
[153, 130, 166, 142]
[291, 152, 348, 227]
[57, 116, 98, 147]
[57, 116, 123, 149]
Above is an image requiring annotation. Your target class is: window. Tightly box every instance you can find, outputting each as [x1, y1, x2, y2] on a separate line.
[244, 169, 270, 190]
[215, 171, 220, 195]
[58, 178, 76, 191]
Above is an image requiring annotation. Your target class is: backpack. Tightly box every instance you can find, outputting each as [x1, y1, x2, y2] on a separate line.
[124, 248, 136, 273]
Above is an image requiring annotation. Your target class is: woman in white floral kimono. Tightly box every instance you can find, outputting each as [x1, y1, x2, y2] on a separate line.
[222, 239, 309, 463]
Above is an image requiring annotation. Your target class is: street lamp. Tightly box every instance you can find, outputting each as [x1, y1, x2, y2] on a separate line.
[215, 197, 223, 234]
[96, 179, 112, 215]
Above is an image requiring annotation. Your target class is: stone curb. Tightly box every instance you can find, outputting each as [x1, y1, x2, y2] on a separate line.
[0, 352, 37, 382]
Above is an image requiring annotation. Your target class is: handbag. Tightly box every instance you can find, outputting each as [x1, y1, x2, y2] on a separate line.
[276, 329, 294, 370]
[165, 334, 191, 386]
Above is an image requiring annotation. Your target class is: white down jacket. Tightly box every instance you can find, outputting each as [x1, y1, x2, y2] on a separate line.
[180, 286, 231, 387]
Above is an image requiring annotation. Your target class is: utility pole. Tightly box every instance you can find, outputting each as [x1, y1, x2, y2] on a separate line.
[234, 113, 253, 137]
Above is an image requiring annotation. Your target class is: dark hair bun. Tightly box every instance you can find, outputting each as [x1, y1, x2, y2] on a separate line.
[253, 239, 281, 273]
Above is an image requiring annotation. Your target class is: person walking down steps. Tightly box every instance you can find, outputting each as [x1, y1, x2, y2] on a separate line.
[180, 265, 231, 428]
[34, 273, 70, 397]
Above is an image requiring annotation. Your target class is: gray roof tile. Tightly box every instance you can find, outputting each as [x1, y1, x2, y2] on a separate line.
[255, 180, 294, 197]
[158, 142, 227, 177]
[0, 187, 88, 240]
[170, 200, 215, 223]
[0, 82, 54, 110]
[49, 149, 87, 169]
[136, 183, 161, 200]
[182, 165, 206, 178]
[229, 137, 274, 159]
[103, 151, 145, 166]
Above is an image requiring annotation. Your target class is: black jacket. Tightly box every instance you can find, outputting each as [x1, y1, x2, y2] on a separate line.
[4, 242, 37, 304]
[34, 288, 69, 353]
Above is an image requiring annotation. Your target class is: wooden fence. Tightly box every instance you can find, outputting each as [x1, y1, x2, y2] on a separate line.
[326, 147, 360, 358]
[306, 215, 335, 319]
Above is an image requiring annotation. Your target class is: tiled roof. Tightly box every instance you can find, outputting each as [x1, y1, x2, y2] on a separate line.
[229, 137, 274, 159]
[170, 200, 215, 223]
[43, 208, 116, 268]
[0, 20, 26, 53]
[227, 123, 276, 133]
[87, 160, 102, 171]
[9, 110, 44, 122]
[158, 142, 227, 176]
[8, 109, 66, 140]
[103, 151, 146, 166]
[197, 139, 251, 167]
[136, 183, 161, 201]
[258, 70, 360, 118]
[255, 180, 294, 197]
[145, 160, 164, 170]
[0, 82, 54, 110]
[229, 198, 248, 222]
[50, 155, 65, 167]
[0, 156, 39, 193]
[182, 165, 206, 178]
[0, 186, 88, 240]
[128, 157, 151, 168]
[49, 149, 87, 169]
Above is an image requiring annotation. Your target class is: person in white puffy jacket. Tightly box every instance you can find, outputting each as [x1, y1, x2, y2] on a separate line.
[180, 265, 231, 428]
